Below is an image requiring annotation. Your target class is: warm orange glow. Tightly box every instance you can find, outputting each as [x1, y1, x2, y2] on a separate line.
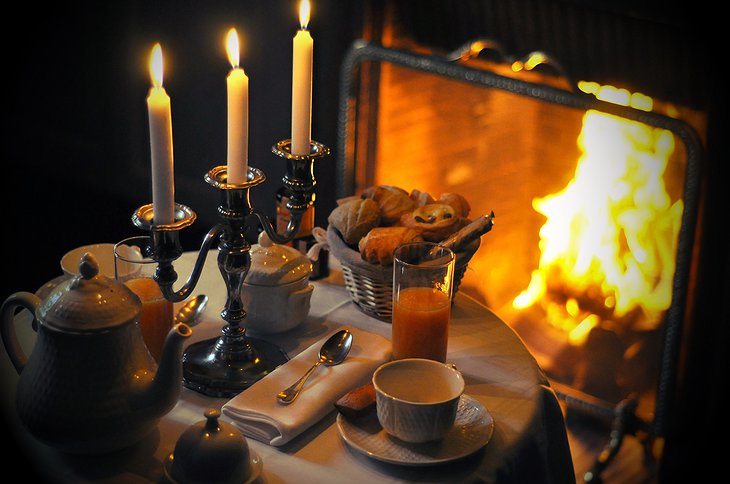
[578, 81, 653, 112]
[149, 43, 164, 88]
[513, 94, 683, 335]
[511, 52, 548, 73]
[299, 0, 311, 29]
[524, 52, 547, 71]
[569, 314, 599, 345]
[226, 28, 240, 68]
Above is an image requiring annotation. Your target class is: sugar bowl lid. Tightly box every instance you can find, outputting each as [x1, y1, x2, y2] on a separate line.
[247, 232, 312, 285]
[37, 253, 141, 331]
[165, 408, 262, 484]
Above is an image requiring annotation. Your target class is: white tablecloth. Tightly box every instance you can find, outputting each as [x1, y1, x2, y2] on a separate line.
[1, 250, 574, 483]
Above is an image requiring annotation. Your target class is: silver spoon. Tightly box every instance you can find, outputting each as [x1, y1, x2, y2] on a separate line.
[175, 294, 208, 327]
[277, 329, 353, 404]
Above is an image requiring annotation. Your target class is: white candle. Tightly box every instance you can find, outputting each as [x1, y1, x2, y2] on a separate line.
[147, 43, 175, 225]
[291, 0, 313, 156]
[226, 28, 249, 184]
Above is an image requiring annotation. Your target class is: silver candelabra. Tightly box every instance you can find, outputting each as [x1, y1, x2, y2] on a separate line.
[131, 138, 329, 397]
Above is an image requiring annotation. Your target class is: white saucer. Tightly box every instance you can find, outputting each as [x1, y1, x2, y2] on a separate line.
[163, 448, 263, 484]
[337, 394, 494, 466]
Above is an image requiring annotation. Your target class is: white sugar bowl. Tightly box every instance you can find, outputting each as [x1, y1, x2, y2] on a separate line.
[242, 232, 314, 334]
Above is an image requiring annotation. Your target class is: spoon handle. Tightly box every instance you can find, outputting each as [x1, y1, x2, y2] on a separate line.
[277, 360, 322, 404]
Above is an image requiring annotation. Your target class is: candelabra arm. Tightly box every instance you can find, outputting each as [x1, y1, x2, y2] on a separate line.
[156, 223, 224, 303]
[169, 140, 329, 397]
[250, 208, 304, 245]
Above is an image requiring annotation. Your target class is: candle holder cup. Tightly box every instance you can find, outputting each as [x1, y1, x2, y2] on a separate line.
[132, 139, 329, 397]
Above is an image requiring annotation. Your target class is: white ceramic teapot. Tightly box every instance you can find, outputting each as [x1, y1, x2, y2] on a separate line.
[0, 253, 191, 454]
[242, 232, 313, 334]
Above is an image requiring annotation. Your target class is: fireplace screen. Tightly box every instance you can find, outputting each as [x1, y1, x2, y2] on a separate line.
[336, 41, 704, 442]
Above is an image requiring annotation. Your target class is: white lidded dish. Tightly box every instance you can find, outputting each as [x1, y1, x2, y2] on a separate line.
[242, 232, 314, 334]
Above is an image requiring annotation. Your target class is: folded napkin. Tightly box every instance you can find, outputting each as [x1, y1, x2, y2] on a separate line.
[221, 326, 392, 446]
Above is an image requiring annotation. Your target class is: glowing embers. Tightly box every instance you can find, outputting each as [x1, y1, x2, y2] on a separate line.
[513, 108, 683, 344]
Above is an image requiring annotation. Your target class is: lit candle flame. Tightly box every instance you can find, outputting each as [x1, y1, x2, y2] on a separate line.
[299, 0, 311, 30]
[149, 43, 164, 88]
[226, 28, 240, 69]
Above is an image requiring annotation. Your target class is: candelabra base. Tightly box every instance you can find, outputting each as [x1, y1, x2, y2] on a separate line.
[181, 327, 289, 398]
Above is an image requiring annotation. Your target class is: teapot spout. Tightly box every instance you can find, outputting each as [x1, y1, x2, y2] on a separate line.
[140, 322, 192, 417]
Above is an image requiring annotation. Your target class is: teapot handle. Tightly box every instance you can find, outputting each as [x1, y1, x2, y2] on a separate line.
[1, 292, 41, 374]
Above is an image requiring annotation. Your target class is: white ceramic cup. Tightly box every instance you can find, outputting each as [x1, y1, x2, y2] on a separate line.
[60, 243, 118, 278]
[373, 358, 464, 443]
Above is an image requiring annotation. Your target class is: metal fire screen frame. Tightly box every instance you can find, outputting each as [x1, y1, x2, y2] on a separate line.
[335, 39, 704, 443]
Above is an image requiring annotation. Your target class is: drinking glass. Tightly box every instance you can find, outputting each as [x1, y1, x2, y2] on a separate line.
[392, 241, 455, 362]
[114, 236, 174, 363]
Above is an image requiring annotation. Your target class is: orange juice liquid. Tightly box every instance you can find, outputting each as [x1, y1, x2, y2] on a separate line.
[392, 286, 451, 362]
[125, 278, 173, 362]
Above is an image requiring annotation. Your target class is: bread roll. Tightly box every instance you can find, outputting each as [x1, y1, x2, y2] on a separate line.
[409, 189, 436, 208]
[438, 192, 471, 217]
[328, 198, 381, 245]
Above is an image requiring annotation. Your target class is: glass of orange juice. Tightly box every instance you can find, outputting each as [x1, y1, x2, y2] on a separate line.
[392, 241, 455, 362]
[114, 236, 174, 363]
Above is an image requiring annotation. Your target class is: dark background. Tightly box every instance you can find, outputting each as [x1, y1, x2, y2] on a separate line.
[2, 0, 364, 298]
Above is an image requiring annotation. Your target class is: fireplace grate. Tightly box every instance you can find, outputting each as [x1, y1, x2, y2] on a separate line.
[336, 39, 704, 480]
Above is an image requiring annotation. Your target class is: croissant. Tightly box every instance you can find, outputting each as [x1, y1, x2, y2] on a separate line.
[328, 198, 381, 245]
[361, 185, 415, 225]
[358, 226, 423, 265]
[399, 203, 469, 242]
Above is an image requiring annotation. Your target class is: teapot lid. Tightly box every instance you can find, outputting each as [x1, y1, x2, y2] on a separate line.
[247, 232, 312, 285]
[38, 252, 141, 331]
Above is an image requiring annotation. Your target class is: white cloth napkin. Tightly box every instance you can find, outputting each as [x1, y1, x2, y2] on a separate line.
[221, 326, 392, 446]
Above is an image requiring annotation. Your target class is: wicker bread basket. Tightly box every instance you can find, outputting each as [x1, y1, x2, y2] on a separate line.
[326, 225, 480, 322]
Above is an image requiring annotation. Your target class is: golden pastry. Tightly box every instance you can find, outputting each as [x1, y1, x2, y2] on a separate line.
[361, 185, 415, 225]
[399, 203, 468, 241]
[361, 184, 409, 198]
[438, 192, 471, 217]
[334, 382, 376, 420]
[358, 226, 423, 265]
[335, 195, 360, 206]
[409, 189, 435, 208]
[328, 198, 381, 245]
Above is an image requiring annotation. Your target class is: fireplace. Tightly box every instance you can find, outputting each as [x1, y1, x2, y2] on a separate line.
[338, 0, 715, 480]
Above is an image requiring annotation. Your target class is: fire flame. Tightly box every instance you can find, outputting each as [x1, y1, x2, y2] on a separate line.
[299, 0, 311, 30]
[149, 43, 164, 88]
[226, 28, 240, 69]
[513, 87, 683, 344]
